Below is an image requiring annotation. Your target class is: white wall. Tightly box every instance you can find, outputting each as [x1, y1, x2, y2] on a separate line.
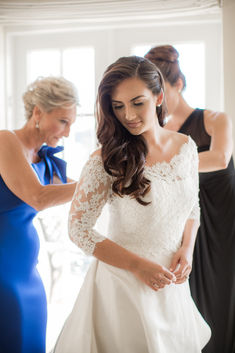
[223, 0, 235, 150]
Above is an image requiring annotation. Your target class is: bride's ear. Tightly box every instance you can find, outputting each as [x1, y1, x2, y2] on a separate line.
[156, 89, 164, 107]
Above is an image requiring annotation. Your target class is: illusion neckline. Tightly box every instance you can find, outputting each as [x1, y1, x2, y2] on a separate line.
[145, 136, 191, 170]
[91, 136, 192, 171]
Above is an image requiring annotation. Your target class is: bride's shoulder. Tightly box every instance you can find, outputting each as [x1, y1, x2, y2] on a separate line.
[90, 148, 102, 158]
[165, 131, 197, 162]
[88, 148, 104, 166]
[172, 130, 196, 147]
[172, 131, 188, 145]
[165, 130, 189, 151]
[87, 148, 103, 164]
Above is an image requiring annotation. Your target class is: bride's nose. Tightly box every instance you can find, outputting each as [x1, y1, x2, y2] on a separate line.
[125, 107, 137, 121]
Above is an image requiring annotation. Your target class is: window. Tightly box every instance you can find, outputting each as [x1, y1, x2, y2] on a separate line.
[132, 42, 205, 109]
[27, 46, 96, 352]
[27, 46, 96, 178]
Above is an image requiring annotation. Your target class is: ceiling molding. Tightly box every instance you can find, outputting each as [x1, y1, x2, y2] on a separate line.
[0, 0, 221, 26]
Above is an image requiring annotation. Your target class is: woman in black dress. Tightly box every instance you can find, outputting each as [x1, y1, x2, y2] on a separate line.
[145, 45, 235, 353]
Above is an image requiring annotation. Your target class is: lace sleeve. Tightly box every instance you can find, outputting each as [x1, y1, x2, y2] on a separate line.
[188, 138, 200, 221]
[68, 154, 111, 256]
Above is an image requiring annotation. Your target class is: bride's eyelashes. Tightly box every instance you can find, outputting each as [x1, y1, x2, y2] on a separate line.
[112, 102, 144, 110]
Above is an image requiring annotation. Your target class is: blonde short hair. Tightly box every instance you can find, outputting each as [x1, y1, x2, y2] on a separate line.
[22, 76, 79, 120]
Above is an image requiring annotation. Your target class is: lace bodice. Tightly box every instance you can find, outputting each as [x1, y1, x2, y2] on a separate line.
[69, 137, 200, 260]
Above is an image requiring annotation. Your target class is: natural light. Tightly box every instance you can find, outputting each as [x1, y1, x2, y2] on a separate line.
[132, 43, 205, 109]
[27, 42, 206, 352]
[27, 47, 96, 352]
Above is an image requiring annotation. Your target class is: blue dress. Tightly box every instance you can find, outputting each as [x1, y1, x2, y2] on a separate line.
[0, 146, 67, 353]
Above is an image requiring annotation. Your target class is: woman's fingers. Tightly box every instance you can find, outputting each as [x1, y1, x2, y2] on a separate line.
[137, 259, 179, 291]
[148, 257, 192, 289]
[182, 264, 191, 276]
[162, 268, 176, 282]
[150, 267, 177, 291]
[173, 259, 191, 278]
[175, 265, 191, 283]
[175, 273, 190, 284]
[150, 279, 165, 291]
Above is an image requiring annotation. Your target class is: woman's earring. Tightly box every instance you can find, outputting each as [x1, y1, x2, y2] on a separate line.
[157, 104, 162, 107]
[35, 122, 39, 129]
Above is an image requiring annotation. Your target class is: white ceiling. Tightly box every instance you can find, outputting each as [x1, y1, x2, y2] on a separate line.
[0, 0, 221, 26]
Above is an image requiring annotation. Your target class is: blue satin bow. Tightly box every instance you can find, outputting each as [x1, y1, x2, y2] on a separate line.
[37, 145, 67, 184]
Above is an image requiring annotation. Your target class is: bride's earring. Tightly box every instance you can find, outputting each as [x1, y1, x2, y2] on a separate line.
[35, 121, 39, 129]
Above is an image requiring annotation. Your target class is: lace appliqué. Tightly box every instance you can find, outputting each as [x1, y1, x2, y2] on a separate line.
[108, 137, 200, 258]
[145, 137, 200, 220]
[68, 156, 111, 256]
[69, 137, 200, 259]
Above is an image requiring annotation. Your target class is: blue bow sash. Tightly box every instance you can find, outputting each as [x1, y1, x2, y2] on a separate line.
[37, 145, 67, 184]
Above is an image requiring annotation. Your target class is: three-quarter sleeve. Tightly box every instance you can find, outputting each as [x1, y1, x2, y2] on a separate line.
[68, 154, 111, 256]
[188, 139, 200, 221]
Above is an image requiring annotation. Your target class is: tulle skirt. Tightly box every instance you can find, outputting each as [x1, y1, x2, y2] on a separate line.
[54, 259, 211, 353]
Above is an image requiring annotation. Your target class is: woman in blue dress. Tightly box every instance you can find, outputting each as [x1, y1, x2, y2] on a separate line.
[0, 76, 78, 353]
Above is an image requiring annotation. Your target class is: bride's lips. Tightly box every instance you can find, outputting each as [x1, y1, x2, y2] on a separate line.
[126, 121, 141, 128]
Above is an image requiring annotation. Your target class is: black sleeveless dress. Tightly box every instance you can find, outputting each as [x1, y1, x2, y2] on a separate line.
[178, 108, 235, 353]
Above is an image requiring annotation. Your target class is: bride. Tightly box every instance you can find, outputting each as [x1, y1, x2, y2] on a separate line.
[54, 56, 211, 353]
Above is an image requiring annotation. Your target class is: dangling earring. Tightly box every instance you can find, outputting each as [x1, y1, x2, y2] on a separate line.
[35, 121, 39, 129]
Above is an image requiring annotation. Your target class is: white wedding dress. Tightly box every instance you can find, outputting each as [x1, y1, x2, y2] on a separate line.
[54, 137, 211, 353]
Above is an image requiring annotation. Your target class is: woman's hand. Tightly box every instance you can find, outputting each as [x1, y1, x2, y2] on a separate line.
[132, 257, 176, 291]
[169, 246, 193, 284]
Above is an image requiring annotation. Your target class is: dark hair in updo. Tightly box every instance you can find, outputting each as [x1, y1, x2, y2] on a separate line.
[96, 55, 167, 205]
[145, 45, 186, 90]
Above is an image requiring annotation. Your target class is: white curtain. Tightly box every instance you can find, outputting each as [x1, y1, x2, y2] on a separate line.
[0, 0, 221, 25]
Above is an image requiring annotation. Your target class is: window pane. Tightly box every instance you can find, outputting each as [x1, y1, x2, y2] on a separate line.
[62, 47, 95, 115]
[131, 45, 152, 57]
[174, 43, 205, 108]
[27, 50, 61, 83]
[132, 42, 205, 108]
[62, 47, 96, 178]
[63, 115, 96, 180]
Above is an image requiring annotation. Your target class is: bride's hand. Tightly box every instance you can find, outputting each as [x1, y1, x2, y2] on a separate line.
[132, 257, 176, 291]
[169, 246, 193, 284]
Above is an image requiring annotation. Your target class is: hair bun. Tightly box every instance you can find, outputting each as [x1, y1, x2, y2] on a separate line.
[144, 45, 186, 89]
[146, 45, 179, 64]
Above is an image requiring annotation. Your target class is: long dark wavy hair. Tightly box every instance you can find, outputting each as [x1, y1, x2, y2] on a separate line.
[96, 56, 167, 205]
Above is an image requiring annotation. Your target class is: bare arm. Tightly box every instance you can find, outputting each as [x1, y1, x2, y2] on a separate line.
[0, 131, 76, 211]
[199, 110, 233, 172]
[181, 218, 199, 252]
[169, 219, 199, 283]
[53, 175, 75, 184]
